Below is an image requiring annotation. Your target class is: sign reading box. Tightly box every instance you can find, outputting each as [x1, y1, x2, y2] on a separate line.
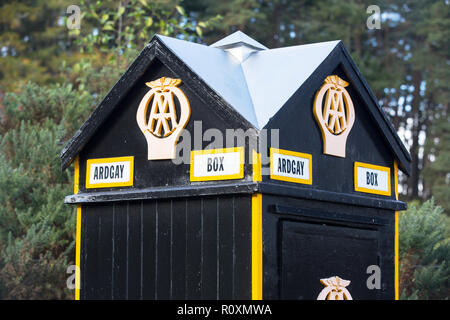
[190, 147, 244, 181]
[270, 148, 312, 185]
[86, 156, 134, 189]
[354, 161, 391, 196]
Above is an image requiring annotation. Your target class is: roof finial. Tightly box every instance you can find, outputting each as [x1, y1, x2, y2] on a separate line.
[210, 30, 268, 62]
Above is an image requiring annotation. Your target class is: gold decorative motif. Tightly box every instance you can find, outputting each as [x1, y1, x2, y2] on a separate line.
[317, 276, 353, 300]
[313, 75, 355, 158]
[136, 77, 191, 160]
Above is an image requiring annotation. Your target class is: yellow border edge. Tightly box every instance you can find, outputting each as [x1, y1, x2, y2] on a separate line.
[354, 161, 391, 196]
[74, 155, 81, 301]
[252, 193, 263, 300]
[190, 147, 244, 182]
[269, 148, 312, 185]
[86, 156, 134, 189]
[394, 160, 399, 300]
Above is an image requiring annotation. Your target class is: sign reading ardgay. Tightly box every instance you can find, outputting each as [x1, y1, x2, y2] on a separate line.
[86, 156, 134, 189]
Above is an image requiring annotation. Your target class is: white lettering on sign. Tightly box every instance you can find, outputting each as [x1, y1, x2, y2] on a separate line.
[190, 147, 244, 181]
[270, 148, 312, 184]
[354, 161, 391, 196]
[86, 156, 134, 188]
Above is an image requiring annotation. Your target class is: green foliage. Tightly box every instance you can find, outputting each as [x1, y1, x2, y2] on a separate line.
[399, 199, 450, 299]
[74, 0, 221, 67]
[0, 80, 93, 298]
[0, 0, 75, 91]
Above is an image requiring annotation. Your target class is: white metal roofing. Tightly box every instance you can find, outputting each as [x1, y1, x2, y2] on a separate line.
[157, 32, 340, 129]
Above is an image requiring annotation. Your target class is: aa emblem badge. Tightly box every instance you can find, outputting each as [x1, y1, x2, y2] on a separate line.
[136, 77, 191, 160]
[313, 75, 355, 157]
[317, 276, 353, 300]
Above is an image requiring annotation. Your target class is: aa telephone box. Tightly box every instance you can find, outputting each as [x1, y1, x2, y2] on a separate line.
[61, 31, 410, 300]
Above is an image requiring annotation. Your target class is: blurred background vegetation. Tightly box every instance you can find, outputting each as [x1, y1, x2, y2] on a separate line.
[0, 0, 448, 299]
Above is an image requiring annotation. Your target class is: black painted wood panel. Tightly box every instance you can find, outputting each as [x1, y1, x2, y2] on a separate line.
[81, 195, 252, 300]
[261, 194, 395, 300]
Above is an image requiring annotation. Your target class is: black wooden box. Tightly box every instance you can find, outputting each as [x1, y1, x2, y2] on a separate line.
[61, 31, 410, 300]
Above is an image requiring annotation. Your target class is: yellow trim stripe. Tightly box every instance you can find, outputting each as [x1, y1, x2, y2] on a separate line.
[190, 147, 244, 182]
[269, 148, 313, 185]
[75, 205, 81, 300]
[354, 161, 391, 196]
[86, 156, 134, 189]
[74, 155, 79, 194]
[252, 150, 262, 182]
[252, 193, 263, 300]
[394, 160, 399, 300]
[74, 155, 81, 301]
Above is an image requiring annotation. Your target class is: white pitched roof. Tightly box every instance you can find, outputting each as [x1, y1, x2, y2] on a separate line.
[157, 32, 340, 129]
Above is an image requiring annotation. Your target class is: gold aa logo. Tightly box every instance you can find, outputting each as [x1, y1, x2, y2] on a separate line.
[313, 75, 355, 158]
[136, 77, 191, 160]
[146, 77, 183, 137]
[317, 276, 353, 300]
[322, 76, 350, 135]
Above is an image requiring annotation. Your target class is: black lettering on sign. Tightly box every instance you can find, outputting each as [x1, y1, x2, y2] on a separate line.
[93, 164, 126, 180]
[277, 158, 305, 176]
[207, 156, 225, 172]
[218, 157, 224, 171]
[366, 172, 378, 186]
[207, 158, 212, 172]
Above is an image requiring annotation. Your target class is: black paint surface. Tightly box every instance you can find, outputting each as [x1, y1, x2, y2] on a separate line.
[262, 194, 395, 300]
[80, 195, 252, 300]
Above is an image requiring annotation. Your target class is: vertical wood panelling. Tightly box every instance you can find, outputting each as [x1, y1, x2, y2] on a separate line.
[218, 196, 234, 299]
[201, 197, 218, 299]
[185, 198, 202, 299]
[234, 197, 252, 299]
[127, 201, 142, 299]
[83, 206, 98, 299]
[156, 200, 171, 299]
[96, 204, 113, 299]
[112, 203, 127, 299]
[81, 195, 252, 300]
[171, 199, 187, 299]
[142, 200, 156, 299]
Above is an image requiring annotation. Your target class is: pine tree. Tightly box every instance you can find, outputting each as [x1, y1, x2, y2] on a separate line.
[0, 82, 94, 299]
[399, 199, 450, 299]
[0, 0, 75, 91]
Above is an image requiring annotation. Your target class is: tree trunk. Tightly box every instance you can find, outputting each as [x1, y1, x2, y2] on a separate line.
[408, 70, 422, 199]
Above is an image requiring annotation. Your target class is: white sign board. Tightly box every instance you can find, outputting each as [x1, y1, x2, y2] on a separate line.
[270, 148, 312, 184]
[86, 156, 134, 188]
[354, 162, 391, 196]
[190, 148, 244, 181]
